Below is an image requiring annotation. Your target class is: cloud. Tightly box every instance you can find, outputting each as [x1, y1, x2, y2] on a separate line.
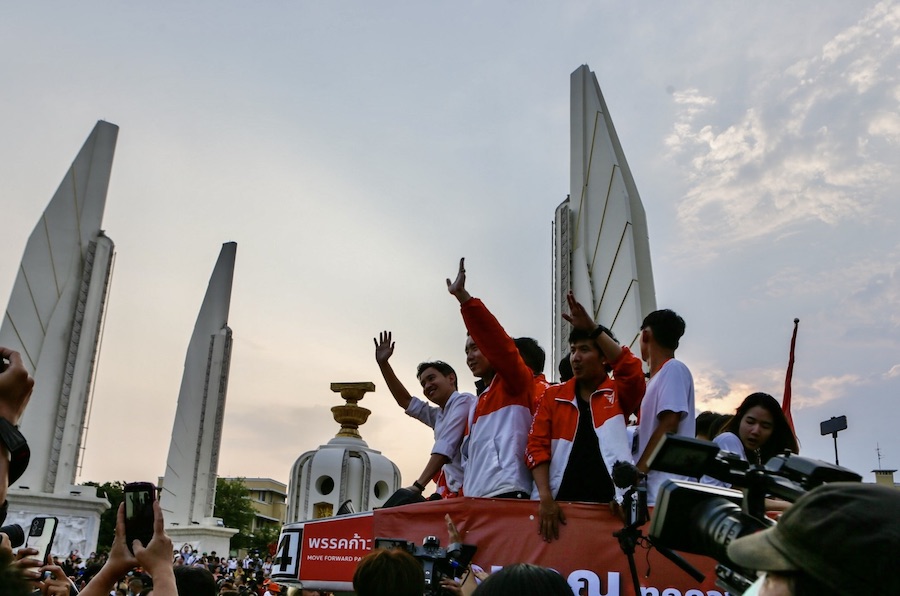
[755, 246, 900, 330]
[693, 365, 785, 413]
[693, 363, 870, 413]
[665, 1, 900, 258]
[868, 110, 900, 142]
[886, 364, 900, 379]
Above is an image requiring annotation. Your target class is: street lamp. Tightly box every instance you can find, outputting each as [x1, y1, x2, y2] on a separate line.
[820, 415, 848, 465]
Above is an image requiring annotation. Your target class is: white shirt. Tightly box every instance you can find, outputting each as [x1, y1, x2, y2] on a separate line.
[638, 358, 695, 505]
[405, 390, 475, 493]
[701, 431, 745, 487]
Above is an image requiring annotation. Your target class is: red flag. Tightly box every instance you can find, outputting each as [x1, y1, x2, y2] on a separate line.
[782, 318, 800, 447]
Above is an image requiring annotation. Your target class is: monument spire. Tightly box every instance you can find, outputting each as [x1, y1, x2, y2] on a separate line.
[160, 242, 237, 527]
[1, 121, 118, 557]
[553, 66, 656, 374]
[1, 120, 118, 493]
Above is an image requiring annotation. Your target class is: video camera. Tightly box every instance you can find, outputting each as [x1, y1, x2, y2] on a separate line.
[646, 434, 861, 594]
[374, 535, 477, 596]
[0, 523, 24, 547]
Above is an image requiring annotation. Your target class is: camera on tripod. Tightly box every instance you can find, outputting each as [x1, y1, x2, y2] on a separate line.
[645, 434, 861, 594]
[373, 535, 477, 596]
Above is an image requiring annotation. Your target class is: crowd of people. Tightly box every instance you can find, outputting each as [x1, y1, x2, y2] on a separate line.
[2, 257, 899, 595]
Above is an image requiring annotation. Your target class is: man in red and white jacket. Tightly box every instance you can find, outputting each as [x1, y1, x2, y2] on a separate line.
[526, 292, 645, 542]
[447, 258, 536, 499]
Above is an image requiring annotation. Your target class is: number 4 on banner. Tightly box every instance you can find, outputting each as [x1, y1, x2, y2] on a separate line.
[272, 528, 301, 578]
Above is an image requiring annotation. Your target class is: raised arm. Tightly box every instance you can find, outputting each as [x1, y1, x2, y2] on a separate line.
[451, 259, 532, 395]
[446, 258, 472, 304]
[78, 504, 139, 596]
[0, 348, 34, 508]
[563, 291, 624, 364]
[373, 331, 412, 410]
[132, 501, 176, 596]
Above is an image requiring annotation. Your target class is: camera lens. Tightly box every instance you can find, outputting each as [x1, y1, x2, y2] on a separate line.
[691, 499, 769, 564]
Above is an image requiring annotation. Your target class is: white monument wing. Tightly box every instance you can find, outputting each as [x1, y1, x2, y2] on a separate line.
[553, 66, 656, 372]
[1, 121, 118, 492]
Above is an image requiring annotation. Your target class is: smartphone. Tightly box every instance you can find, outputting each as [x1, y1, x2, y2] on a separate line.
[25, 516, 58, 564]
[124, 482, 156, 553]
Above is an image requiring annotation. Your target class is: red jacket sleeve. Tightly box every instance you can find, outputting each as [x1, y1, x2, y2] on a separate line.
[460, 298, 534, 397]
[610, 346, 645, 418]
[525, 388, 554, 470]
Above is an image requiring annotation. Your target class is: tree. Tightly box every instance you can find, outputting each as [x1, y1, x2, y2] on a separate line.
[82, 480, 125, 551]
[247, 523, 282, 556]
[213, 477, 257, 550]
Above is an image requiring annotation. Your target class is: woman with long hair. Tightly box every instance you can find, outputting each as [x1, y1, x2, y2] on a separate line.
[714, 392, 798, 465]
[701, 392, 799, 496]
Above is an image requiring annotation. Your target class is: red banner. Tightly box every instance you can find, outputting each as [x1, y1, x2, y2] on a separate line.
[273, 498, 722, 595]
[271, 512, 375, 591]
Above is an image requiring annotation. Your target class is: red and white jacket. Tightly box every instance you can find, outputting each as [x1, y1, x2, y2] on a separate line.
[459, 298, 536, 497]
[525, 347, 645, 501]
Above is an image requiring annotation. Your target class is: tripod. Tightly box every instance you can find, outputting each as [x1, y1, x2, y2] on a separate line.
[614, 474, 705, 595]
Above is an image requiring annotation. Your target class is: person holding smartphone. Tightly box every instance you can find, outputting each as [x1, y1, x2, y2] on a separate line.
[79, 500, 176, 596]
[0, 540, 74, 596]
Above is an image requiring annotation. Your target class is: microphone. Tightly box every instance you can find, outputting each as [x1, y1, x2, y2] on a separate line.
[612, 460, 644, 489]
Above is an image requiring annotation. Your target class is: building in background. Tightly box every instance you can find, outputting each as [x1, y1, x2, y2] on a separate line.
[873, 469, 898, 488]
[226, 477, 288, 535]
[2, 121, 118, 556]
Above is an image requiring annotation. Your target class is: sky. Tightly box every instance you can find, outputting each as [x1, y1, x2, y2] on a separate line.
[1, 1, 898, 492]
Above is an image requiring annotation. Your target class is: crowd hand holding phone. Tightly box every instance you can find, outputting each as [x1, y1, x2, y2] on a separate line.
[11, 544, 43, 580]
[78, 501, 176, 596]
[131, 501, 174, 578]
[33, 562, 72, 596]
[8, 550, 72, 595]
[8, 515, 58, 585]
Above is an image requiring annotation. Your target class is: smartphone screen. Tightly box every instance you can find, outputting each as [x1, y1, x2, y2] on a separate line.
[124, 482, 156, 553]
[25, 517, 58, 564]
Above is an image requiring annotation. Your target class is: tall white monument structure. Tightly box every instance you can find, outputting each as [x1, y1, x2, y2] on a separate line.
[2, 121, 117, 555]
[286, 383, 400, 523]
[160, 242, 238, 553]
[553, 65, 657, 374]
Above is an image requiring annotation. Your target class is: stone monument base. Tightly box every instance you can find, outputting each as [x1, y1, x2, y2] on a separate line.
[167, 519, 239, 557]
[6, 485, 110, 558]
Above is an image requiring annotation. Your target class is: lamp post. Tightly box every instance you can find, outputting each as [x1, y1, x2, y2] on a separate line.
[820, 415, 848, 465]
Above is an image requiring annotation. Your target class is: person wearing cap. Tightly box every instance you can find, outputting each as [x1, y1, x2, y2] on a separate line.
[727, 482, 900, 595]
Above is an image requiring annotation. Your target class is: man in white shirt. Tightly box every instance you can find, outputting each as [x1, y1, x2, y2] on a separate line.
[374, 331, 475, 497]
[634, 309, 695, 505]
